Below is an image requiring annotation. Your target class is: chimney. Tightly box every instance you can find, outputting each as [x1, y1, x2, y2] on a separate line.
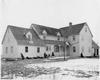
[69, 22, 72, 26]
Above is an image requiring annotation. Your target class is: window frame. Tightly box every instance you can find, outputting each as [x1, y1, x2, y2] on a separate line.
[57, 35, 60, 41]
[6, 47, 8, 54]
[28, 35, 31, 40]
[37, 47, 40, 53]
[46, 46, 48, 51]
[73, 46, 76, 52]
[54, 45, 59, 52]
[73, 35, 75, 41]
[25, 46, 28, 53]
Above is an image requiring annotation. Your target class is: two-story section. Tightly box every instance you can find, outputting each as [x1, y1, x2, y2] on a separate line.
[60, 22, 93, 57]
[2, 26, 18, 59]
[30, 24, 68, 57]
[79, 23, 93, 57]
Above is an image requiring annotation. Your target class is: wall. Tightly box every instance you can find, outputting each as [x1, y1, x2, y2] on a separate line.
[79, 24, 92, 56]
[69, 43, 79, 57]
[39, 35, 65, 41]
[67, 35, 80, 57]
[18, 44, 65, 58]
[2, 28, 18, 58]
[18, 45, 46, 58]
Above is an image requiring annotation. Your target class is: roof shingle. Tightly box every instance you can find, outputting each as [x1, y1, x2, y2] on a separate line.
[8, 25, 64, 46]
[31, 24, 62, 36]
[60, 23, 85, 37]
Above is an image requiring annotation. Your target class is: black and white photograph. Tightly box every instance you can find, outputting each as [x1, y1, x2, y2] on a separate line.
[0, 0, 100, 80]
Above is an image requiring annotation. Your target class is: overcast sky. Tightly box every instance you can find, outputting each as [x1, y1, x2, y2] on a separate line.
[1, 0, 100, 46]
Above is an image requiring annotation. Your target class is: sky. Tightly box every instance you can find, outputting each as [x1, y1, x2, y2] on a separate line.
[0, 0, 100, 47]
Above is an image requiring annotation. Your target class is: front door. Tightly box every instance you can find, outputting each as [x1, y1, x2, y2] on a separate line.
[66, 46, 70, 56]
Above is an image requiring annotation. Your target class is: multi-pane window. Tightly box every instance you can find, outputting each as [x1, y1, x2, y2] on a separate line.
[11, 46, 13, 53]
[28, 35, 31, 40]
[97, 49, 99, 55]
[37, 47, 40, 53]
[57, 36, 60, 40]
[46, 46, 51, 51]
[46, 46, 48, 51]
[42, 30, 47, 40]
[57, 32, 61, 41]
[54, 45, 59, 52]
[73, 35, 75, 41]
[6, 47, 8, 54]
[25, 46, 28, 52]
[73, 46, 76, 52]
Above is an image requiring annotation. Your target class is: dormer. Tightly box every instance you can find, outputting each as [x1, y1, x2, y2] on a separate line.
[57, 32, 61, 40]
[26, 31, 32, 40]
[42, 30, 47, 40]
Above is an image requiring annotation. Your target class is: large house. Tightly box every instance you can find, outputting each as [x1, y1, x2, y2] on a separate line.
[1, 22, 98, 59]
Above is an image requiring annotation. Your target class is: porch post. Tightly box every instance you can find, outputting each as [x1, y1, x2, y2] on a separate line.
[64, 38, 66, 61]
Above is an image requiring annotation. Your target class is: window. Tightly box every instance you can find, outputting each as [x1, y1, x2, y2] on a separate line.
[73, 35, 75, 41]
[37, 47, 40, 53]
[46, 46, 48, 51]
[97, 49, 99, 55]
[6, 47, 8, 54]
[85, 28, 87, 32]
[46, 46, 51, 51]
[57, 32, 61, 41]
[73, 46, 76, 52]
[25, 47, 28, 52]
[42, 30, 47, 40]
[28, 35, 31, 40]
[43, 35, 46, 40]
[54, 45, 59, 52]
[57, 36, 60, 40]
[11, 46, 13, 53]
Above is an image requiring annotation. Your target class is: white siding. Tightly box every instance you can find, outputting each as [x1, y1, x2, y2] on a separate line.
[18, 45, 46, 57]
[67, 35, 80, 57]
[70, 44, 79, 57]
[39, 35, 65, 41]
[2, 28, 18, 58]
[68, 35, 79, 44]
[79, 24, 92, 56]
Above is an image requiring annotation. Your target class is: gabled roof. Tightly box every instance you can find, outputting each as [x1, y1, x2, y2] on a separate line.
[60, 23, 85, 37]
[92, 40, 99, 49]
[31, 23, 62, 36]
[2, 25, 64, 46]
[7, 25, 45, 46]
[9, 25, 40, 41]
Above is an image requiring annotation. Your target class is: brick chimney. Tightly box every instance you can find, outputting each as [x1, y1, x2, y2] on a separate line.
[69, 22, 72, 26]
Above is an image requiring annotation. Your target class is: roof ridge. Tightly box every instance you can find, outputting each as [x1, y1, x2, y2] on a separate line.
[60, 22, 86, 29]
[32, 23, 59, 30]
[8, 25, 30, 30]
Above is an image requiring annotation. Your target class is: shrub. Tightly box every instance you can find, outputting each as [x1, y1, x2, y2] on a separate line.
[52, 52, 55, 56]
[21, 53, 25, 60]
[81, 53, 84, 57]
[93, 53, 96, 57]
[44, 53, 47, 58]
